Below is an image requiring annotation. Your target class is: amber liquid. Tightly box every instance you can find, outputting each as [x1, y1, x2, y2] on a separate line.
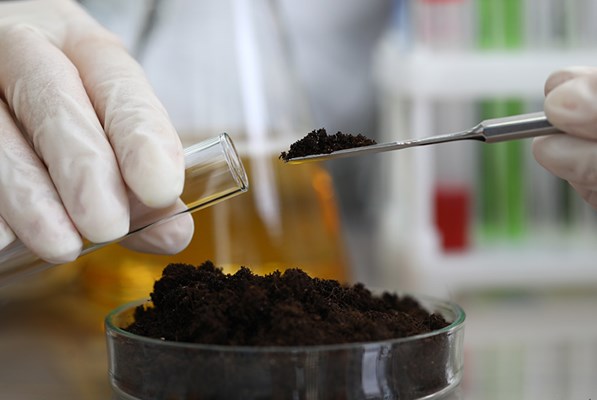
[77, 155, 350, 308]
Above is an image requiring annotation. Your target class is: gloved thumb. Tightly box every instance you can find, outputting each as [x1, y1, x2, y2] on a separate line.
[543, 66, 597, 139]
[118, 194, 194, 255]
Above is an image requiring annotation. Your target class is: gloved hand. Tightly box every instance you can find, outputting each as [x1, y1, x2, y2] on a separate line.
[0, 0, 193, 263]
[533, 66, 597, 209]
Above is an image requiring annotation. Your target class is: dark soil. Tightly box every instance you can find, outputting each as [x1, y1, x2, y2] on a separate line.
[113, 262, 457, 399]
[279, 128, 377, 162]
[126, 261, 448, 346]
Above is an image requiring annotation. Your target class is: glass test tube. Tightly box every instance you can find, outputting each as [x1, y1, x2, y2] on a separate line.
[0, 133, 249, 286]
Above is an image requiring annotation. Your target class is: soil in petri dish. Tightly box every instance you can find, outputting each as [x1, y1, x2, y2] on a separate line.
[279, 128, 377, 162]
[126, 261, 448, 346]
[117, 262, 456, 399]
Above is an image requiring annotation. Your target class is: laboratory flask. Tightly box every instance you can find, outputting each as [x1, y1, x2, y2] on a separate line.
[77, 0, 350, 307]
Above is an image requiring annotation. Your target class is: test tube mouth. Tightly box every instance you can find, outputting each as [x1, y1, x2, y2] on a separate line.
[182, 132, 249, 211]
[219, 132, 249, 193]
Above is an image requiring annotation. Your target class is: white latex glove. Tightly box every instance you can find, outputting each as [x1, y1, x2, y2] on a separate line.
[0, 0, 193, 263]
[533, 66, 597, 209]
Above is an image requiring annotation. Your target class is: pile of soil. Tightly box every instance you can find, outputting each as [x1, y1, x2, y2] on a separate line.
[126, 261, 448, 346]
[112, 262, 457, 399]
[279, 128, 376, 162]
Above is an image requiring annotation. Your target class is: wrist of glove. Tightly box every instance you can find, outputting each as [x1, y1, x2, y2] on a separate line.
[533, 66, 597, 209]
[0, 0, 193, 263]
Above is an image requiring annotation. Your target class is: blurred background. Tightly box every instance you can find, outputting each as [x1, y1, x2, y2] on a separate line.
[2, 0, 597, 398]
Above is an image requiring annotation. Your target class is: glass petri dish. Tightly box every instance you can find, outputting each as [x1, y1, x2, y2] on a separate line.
[105, 294, 465, 400]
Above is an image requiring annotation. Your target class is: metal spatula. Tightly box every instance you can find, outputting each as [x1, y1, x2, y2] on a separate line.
[285, 112, 562, 164]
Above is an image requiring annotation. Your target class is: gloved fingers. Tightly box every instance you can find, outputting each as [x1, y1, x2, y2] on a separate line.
[544, 66, 597, 96]
[0, 23, 130, 244]
[0, 100, 82, 263]
[119, 198, 194, 254]
[0, 215, 16, 252]
[544, 67, 597, 140]
[63, 27, 185, 209]
[532, 134, 597, 189]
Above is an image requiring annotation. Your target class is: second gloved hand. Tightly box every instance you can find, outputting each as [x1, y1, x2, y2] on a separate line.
[533, 66, 597, 209]
[0, 0, 193, 263]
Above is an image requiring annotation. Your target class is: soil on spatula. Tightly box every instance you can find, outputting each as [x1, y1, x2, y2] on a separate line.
[279, 128, 377, 162]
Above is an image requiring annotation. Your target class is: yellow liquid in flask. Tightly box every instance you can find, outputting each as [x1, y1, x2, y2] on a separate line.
[78, 155, 350, 308]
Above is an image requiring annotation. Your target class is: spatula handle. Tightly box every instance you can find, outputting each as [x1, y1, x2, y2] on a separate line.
[481, 112, 563, 143]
